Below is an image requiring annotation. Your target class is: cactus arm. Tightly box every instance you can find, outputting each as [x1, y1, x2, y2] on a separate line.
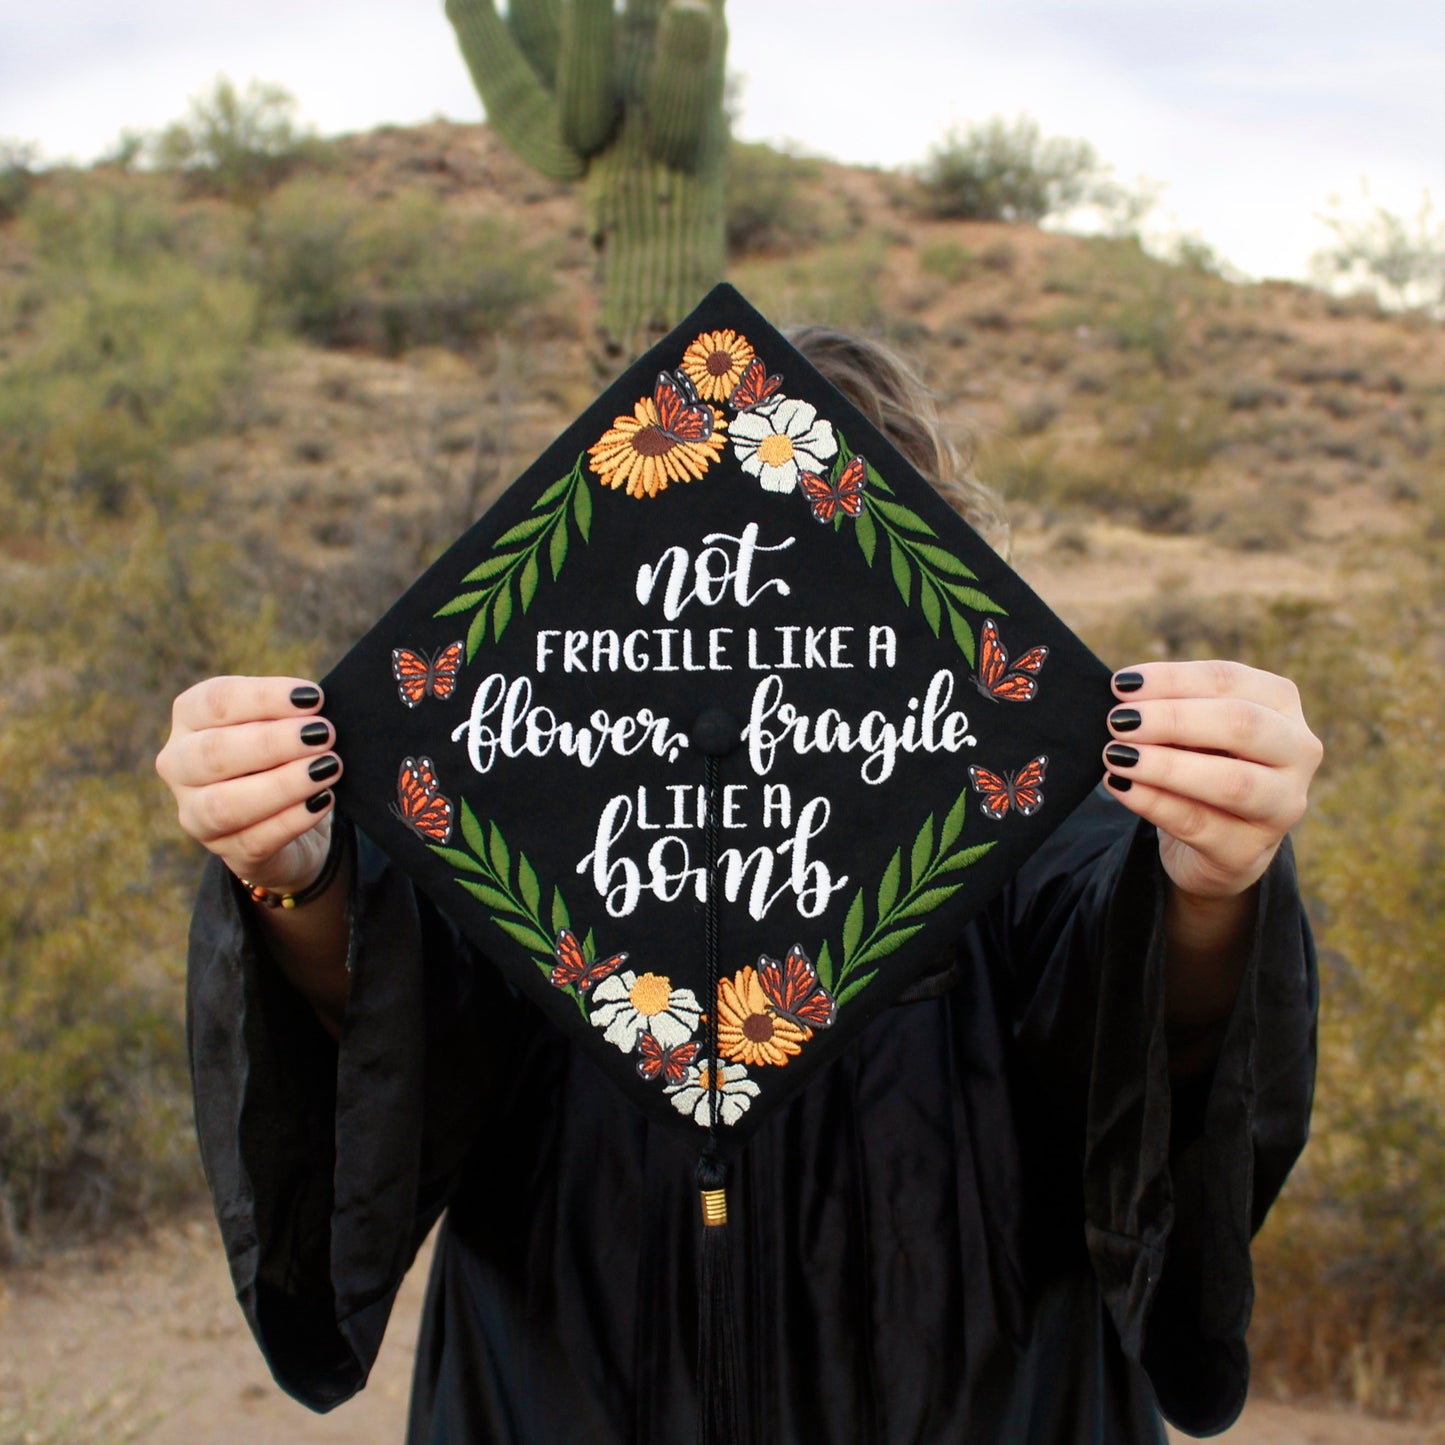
[445, 0, 585, 181]
[644, 1, 726, 171]
[557, 0, 620, 156]
[507, 0, 563, 87]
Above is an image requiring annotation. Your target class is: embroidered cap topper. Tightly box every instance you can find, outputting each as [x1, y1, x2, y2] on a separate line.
[322, 284, 1111, 1151]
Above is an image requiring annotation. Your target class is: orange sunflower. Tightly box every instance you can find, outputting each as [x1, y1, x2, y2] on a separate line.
[588, 395, 726, 499]
[680, 329, 755, 403]
[716, 965, 811, 1068]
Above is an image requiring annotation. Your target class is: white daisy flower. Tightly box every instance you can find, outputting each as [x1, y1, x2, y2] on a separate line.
[730, 397, 838, 494]
[665, 1057, 761, 1127]
[590, 969, 702, 1053]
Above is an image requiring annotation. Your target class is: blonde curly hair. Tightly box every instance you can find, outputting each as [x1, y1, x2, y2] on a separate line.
[785, 325, 1011, 558]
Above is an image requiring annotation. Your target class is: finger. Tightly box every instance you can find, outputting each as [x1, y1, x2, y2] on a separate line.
[180, 753, 343, 845]
[172, 676, 324, 735]
[1113, 661, 1303, 717]
[1101, 742, 1304, 829]
[165, 714, 336, 788]
[1106, 696, 1307, 768]
[216, 797, 337, 884]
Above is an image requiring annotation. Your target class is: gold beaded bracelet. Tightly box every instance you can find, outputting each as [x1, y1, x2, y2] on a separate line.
[240, 823, 346, 910]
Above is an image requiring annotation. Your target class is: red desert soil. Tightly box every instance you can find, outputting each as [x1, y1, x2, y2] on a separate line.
[1, 1207, 1439, 1444]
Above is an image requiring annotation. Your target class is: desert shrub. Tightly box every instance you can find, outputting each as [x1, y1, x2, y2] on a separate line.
[725, 140, 825, 256]
[0, 139, 36, 222]
[917, 115, 1107, 223]
[919, 240, 976, 284]
[730, 237, 889, 335]
[256, 179, 552, 351]
[1310, 189, 1445, 316]
[149, 77, 321, 203]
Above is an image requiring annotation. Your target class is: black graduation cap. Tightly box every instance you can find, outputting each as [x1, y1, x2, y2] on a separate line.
[323, 283, 1111, 1157]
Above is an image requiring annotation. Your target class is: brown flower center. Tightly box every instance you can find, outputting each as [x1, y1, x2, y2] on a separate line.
[632, 426, 677, 457]
[706, 348, 735, 377]
[742, 1011, 775, 1043]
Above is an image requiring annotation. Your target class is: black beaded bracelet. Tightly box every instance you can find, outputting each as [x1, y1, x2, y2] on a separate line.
[240, 822, 347, 910]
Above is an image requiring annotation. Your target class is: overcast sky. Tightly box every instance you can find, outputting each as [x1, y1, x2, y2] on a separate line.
[2, 1, 1441, 280]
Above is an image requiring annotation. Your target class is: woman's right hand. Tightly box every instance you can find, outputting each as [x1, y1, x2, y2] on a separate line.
[155, 676, 343, 894]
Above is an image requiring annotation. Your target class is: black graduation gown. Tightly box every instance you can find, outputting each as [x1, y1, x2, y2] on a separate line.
[186, 787, 1317, 1444]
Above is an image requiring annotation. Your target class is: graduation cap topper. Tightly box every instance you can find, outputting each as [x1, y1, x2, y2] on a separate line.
[323, 284, 1111, 1153]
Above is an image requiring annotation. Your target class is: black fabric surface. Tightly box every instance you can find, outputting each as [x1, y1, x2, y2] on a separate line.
[186, 786, 1317, 1444]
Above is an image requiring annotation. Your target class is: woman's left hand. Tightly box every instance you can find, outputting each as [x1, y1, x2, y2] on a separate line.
[1101, 660, 1324, 901]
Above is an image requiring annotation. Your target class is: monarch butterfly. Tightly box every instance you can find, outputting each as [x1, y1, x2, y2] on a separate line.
[392, 640, 464, 708]
[728, 356, 783, 413]
[757, 943, 837, 1030]
[637, 1032, 700, 1086]
[968, 756, 1048, 821]
[971, 619, 1048, 703]
[653, 370, 715, 445]
[798, 455, 866, 524]
[550, 928, 626, 993]
[391, 756, 454, 843]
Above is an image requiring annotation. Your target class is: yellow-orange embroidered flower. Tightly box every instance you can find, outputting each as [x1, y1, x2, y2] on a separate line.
[588, 396, 726, 499]
[716, 965, 810, 1068]
[681, 329, 755, 402]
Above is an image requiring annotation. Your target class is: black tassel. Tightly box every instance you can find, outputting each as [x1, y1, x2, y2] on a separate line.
[696, 1150, 741, 1445]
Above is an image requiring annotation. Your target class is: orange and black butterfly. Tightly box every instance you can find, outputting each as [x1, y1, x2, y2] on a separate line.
[550, 928, 626, 993]
[654, 370, 715, 445]
[728, 356, 783, 413]
[968, 756, 1048, 821]
[392, 640, 464, 708]
[757, 944, 837, 1030]
[637, 1033, 700, 1086]
[798, 455, 866, 524]
[971, 619, 1048, 703]
[391, 756, 454, 844]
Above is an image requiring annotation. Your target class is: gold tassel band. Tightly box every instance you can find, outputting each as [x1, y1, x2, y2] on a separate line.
[700, 1187, 728, 1227]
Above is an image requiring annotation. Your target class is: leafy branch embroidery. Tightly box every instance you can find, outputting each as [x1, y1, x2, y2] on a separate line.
[815, 786, 995, 1006]
[434, 453, 593, 660]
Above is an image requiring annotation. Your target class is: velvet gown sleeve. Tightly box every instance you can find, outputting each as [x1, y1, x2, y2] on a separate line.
[185, 827, 511, 1411]
[988, 788, 1317, 1438]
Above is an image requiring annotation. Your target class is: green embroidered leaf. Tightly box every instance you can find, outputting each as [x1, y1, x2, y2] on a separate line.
[460, 800, 487, 862]
[887, 531, 912, 606]
[534, 472, 573, 507]
[942, 582, 1006, 616]
[492, 512, 551, 548]
[466, 601, 491, 662]
[854, 504, 878, 565]
[518, 853, 541, 915]
[946, 603, 976, 666]
[460, 551, 515, 583]
[842, 887, 865, 963]
[919, 575, 942, 636]
[853, 923, 924, 968]
[435, 589, 486, 617]
[895, 885, 961, 921]
[939, 786, 970, 852]
[492, 916, 553, 953]
[458, 879, 517, 912]
[582, 926, 596, 961]
[871, 495, 936, 536]
[550, 886, 570, 935]
[816, 938, 835, 993]
[548, 515, 569, 580]
[876, 847, 901, 919]
[912, 542, 977, 578]
[834, 432, 855, 469]
[573, 475, 593, 541]
[910, 813, 935, 889]
[429, 844, 487, 874]
[835, 970, 878, 1007]
[863, 458, 893, 495]
[519, 551, 540, 612]
[492, 580, 514, 641]
[487, 820, 511, 881]
[937, 841, 996, 874]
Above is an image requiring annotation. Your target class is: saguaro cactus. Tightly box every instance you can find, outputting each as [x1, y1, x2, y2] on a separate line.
[446, 0, 729, 353]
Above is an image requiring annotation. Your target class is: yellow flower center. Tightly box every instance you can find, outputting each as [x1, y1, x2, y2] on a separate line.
[696, 1066, 714, 1092]
[757, 432, 795, 467]
[629, 972, 673, 1016]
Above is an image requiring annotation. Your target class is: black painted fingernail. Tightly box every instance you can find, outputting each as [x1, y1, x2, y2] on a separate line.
[1109, 708, 1142, 732]
[1114, 671, 1144, 693]
[290, 685, 321, 709]
[306, 789, 333, 813]
[1106, 773, 1133, 793]
[300, 721, 330, 746]
[308, 754, 340, 782]
[1105, 742, 1139, 768]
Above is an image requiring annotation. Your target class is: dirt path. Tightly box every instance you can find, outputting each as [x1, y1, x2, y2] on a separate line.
[2, 1208, 1438, 1445]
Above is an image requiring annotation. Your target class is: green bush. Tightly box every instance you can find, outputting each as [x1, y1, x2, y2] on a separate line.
[0, 139, 36, 222]
[725, 140, 825, 256]
[918, 114, 1106, 223]
[1311, 189, 1445, 315]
